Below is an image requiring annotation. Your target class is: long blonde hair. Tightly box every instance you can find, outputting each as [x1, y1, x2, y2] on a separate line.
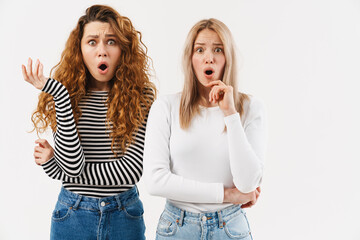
[31, 5, 156, 155]
[179, 18, 248, 129]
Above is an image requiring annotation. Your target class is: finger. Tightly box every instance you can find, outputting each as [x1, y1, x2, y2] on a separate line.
[205, 80, 225, 88]
[22, 65, 30, 82]
[34, 59, 40, 77]
[38, 63, 44, 79]
[36, 139, 51, 148]
[241, 202, 252, 209]
[210, 86, 220, 103]
[212, 86, 225, 102]
[34, 151, 42, 158]
[35, 139, 47, 145]
[209, 87, 215, 103]
[34, 146, 43, 153]
[35, 158, 42, 166]
[42, 140, 51, 148]
[27, 58, 33, 76]
[214, 86, 225, 101]
[209, 86, 216, 103]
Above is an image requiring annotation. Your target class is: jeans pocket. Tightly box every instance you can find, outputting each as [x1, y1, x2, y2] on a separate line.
[224, 209, 251, 239]
[51, 201, 72, 222]
[156, 211, 177, 237]
[123, 198, 144, 219]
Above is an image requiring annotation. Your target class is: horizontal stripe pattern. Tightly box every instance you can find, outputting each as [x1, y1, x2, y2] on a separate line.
[42, 79, 150, 198]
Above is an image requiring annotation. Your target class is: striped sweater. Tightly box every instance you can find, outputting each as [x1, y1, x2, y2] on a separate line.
[41, 78, 148, 198]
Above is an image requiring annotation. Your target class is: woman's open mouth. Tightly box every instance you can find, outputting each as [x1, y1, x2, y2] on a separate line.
[98, 62, 109, 74]
[205, 70, 213, 75]
[204, 68, 214, 78]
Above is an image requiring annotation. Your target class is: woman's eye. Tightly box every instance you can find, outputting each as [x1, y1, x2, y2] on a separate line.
[108, 39, 116, 45]
[214, 47, 223, 53]
[195, 48, 203, 53]
[88, 40, 96, 46]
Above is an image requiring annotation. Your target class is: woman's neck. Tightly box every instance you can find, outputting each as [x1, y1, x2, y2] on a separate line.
[88, 77, 110, 91]
[197, 82, 217, 107]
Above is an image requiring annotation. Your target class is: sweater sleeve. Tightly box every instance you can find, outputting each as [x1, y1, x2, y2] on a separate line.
[41, 126, 147, 185]
[41, 79, 150, 185]
[224, 97, 267, 193]
[41, 78, 85, 177]
[143, 96, 224, 203]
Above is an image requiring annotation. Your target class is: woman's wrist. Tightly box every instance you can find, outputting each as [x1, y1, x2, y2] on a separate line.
[223, 108, 237, 117]
[223, 188, 231, 203]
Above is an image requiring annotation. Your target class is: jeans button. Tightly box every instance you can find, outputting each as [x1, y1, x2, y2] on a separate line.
[202, 216, 207, 222]
[101, 201, 106, 207]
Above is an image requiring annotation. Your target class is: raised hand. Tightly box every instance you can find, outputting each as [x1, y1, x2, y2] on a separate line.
[206, 80, 237, 116]
[34, 139, 54, 166]
[22, 58, 48, 90]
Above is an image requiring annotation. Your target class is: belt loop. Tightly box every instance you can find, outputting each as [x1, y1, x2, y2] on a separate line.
[115, 195, 122, 210]
[177, 210, 185, 227]
[72, 195, 82, 210]
[217, 210, 224, 229]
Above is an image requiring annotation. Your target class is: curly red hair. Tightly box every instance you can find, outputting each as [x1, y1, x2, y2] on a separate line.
[32, 5, 156, 155]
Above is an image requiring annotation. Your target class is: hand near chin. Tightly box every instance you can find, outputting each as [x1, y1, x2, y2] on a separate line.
[205, 80, 237, 116]
[22, 58, 48, 90]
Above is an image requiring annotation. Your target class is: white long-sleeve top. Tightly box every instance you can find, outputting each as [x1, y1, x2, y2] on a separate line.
[143, 93, 267, 212]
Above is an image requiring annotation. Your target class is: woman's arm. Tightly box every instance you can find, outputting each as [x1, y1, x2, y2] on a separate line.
[40, 126, 147, 185]
[225, 98, 267, 193]
[23, 58, 85, 177]
[144, 96, 227, 204]
[41, 78, 86, 177]
[207, 80, 267, 193]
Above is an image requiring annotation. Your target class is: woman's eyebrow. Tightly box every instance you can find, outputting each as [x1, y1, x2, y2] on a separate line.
[194, 42, 223, 45]
[84, 34, 117, 38]
[85, 34, 99, 39]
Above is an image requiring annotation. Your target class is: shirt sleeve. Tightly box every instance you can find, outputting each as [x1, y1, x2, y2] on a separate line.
[224, 97, 267, 193]
[41, 126, 147, 185]
[143, 96, 224, 204]
[41, 78, 85, 177]
[41, 78, 149, 185]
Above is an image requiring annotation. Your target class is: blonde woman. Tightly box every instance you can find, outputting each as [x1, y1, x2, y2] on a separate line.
[144, 18, 266, 240]
[22, 5, 155, 239]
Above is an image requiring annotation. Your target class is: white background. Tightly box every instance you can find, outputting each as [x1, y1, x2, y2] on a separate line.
[1, 0, 360, 239]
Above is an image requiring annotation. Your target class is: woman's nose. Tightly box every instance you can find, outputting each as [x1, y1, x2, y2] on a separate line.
[97, 42, 108, 57]
[205, 52, 214, 64]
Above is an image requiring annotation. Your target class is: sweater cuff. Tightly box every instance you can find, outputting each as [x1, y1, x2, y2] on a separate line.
[41, 156, 56, 169]
[224, 112, 240, 126]
[216, 183, 224, 203]
[41, 78, 64, 98]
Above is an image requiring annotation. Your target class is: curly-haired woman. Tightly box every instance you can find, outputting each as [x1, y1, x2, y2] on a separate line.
[22, 5, 155, 240]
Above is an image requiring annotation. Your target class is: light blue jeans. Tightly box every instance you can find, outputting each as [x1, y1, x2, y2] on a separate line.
[156, 202, 253, 240]
[50, 186, 145, 240]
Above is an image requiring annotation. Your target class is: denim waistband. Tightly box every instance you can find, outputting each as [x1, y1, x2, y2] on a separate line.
[164, 201, 243, 228]
[57, 186, 139, 212]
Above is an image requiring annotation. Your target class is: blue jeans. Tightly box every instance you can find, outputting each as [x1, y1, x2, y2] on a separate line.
[50, 186, 145, 240]
[156, 202, 253, 240]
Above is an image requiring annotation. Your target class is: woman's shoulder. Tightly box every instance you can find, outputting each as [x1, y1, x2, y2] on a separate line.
[243, 95, 265, 111]
[150, 92, 181, 113]
[241, 94, 266, 123]
[153, 92, 182, 106]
